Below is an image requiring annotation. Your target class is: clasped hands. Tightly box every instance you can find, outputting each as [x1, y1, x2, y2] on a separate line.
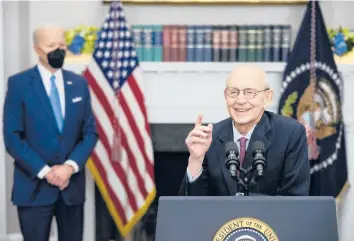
[45, 164, 74, 190]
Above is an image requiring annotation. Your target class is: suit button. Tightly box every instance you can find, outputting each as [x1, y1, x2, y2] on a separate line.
[57, 136, 62, 141]
[56, 156, 59, 160]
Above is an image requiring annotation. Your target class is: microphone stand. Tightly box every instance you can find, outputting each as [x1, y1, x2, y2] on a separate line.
[230, 166, 261, 196]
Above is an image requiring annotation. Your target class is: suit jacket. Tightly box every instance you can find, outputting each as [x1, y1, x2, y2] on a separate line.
[179, 111, 310, 196]
[3, 65, 98, 206]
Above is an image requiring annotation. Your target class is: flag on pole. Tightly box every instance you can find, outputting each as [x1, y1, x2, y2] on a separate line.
[278, 0, 349, 198]
[82, 0, 156, 236]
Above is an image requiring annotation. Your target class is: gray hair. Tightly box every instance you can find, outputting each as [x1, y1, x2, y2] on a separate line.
[32, 23, 65, 44]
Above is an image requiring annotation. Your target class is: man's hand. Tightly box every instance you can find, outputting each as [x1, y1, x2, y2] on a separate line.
[44, 170, 56, 184]
[185, 114, 213, 177]
[46, 164, 74, 190]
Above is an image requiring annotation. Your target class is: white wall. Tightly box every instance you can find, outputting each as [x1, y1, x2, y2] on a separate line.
[2, 0, 32, 237]
[3, 0, 354, 240]
[26, 1, 354, 65]
[0, 1, 7, 240]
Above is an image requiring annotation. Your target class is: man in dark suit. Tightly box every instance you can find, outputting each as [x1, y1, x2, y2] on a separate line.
[179, 64, 310, 196]
[3, 24, 98, 241]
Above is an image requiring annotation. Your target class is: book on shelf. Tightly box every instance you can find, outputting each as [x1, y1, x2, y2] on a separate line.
[130, 24, 292, 63]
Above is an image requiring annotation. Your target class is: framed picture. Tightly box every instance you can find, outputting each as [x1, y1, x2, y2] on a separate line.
[103, 0, 307, 5]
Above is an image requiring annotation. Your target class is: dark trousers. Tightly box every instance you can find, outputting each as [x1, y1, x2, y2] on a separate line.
[17, 195, 84, 241]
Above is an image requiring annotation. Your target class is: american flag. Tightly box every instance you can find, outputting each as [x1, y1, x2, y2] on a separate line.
[82, 0, 155, 236]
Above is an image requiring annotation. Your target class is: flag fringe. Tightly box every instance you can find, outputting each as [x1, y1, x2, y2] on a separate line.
[335, 180, 350, 203]
[86, 158, 156, 237]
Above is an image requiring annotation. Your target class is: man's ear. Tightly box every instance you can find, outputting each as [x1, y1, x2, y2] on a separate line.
[263, 89, 273, 109]
[33, 44, 41, 56]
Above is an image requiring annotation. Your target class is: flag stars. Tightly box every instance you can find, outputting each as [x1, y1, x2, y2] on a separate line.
[113, 81, 119, 89]
[102, 60, 108, 68]
[96, 51, 103, 58]
[106, 41, 112, 49]
[104, 51, 111, 58]
[94, 3, 138, 92]
[107, 71, 113, 79]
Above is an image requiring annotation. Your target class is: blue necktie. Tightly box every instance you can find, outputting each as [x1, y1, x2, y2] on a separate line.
[49, 75, 63, 132]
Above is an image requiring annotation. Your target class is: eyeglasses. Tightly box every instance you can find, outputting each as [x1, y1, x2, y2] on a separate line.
[225, 87, 269, 99]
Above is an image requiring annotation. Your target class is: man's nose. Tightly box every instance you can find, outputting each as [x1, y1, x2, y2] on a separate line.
[235, 92, 247, 104]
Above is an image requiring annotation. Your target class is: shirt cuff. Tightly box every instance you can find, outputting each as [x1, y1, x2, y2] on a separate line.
[186, 167, 202, 183]
[37, 165, 51, 179]
[65, 160, 79, 173]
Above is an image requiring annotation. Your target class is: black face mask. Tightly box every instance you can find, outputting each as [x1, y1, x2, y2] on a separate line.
[47, 48, 66, 69]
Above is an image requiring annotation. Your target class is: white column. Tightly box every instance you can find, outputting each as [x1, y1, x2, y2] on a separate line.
[0, 1, 8, 240]
[84, 169, 95, 241]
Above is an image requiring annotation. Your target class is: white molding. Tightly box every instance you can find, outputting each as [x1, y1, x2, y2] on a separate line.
[63, 61, 354, 74]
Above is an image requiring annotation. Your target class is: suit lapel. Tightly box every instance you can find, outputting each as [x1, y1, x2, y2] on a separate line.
[242, 112, 272, 170]
[30, 66, 59, 133]
[62, 70, 75, 135]
[216, 118, 239, 196]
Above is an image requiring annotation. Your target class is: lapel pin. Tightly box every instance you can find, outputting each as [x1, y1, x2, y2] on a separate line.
[67, 81, 72, 85]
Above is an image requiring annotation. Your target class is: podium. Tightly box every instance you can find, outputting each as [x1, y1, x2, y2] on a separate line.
[155, 196, 338, 241]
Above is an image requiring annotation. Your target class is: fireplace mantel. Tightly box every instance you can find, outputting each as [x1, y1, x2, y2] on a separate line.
[63, 62, 354, 125]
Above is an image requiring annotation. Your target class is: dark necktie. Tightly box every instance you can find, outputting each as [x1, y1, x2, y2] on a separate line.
[239, 137, 248, 166]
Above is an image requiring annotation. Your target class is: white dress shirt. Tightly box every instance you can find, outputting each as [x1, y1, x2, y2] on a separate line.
[186, 122, 256, 182]
[36, 63, 79, 179]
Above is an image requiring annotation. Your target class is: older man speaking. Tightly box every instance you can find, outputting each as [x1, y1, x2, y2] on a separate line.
[3, 24, 98, 241]
[179, 64, 310, 196]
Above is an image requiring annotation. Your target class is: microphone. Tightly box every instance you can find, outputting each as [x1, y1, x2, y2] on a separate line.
[225, 141, 240, 177]
[252, 141, 267, 181]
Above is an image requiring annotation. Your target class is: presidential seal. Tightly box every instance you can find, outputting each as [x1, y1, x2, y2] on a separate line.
[279, 61, 344, 174]
[212, 217, 279, 241]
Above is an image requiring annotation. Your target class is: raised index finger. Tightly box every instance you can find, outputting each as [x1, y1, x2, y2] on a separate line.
[195, 114, 203, 128]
